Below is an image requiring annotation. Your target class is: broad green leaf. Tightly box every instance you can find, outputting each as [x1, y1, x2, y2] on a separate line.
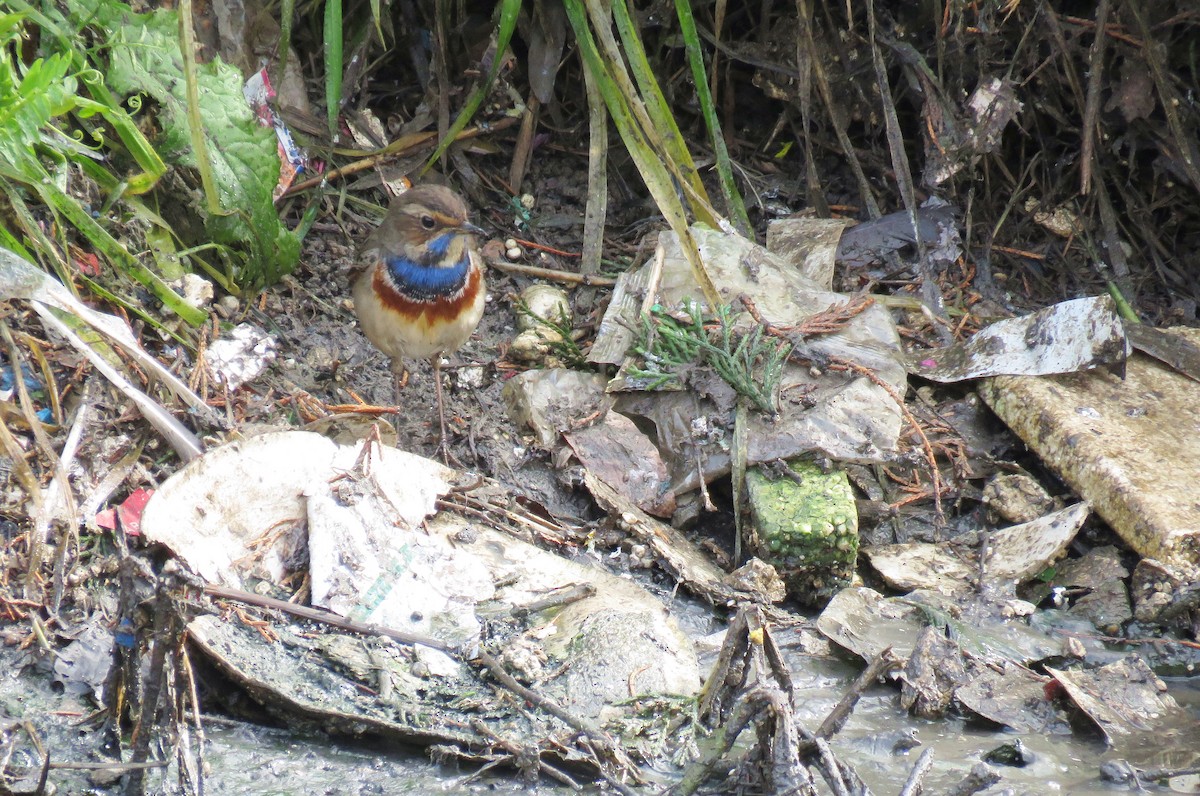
[68, 0, 301, 287]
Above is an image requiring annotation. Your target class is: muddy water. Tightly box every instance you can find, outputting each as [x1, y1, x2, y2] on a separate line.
[186, 668, 1197, 795]
[188, 611, 1200, 795]
[196, 722, 545, 795]
[6, 615, 1197, 794]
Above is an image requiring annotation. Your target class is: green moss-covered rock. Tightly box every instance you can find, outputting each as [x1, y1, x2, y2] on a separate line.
[744, 460, 858, 605]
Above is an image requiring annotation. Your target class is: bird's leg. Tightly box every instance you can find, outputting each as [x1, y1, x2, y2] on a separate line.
[431, 356, 455, 466]
[388, 360, 406, 401]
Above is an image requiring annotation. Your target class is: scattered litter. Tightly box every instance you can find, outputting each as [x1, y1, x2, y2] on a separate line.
[503, 369, 611, 449]
[1046, 656, 1190, 746]
[0, 248, 212, 460]
[815, 583, 1199, 750]
[834, 200, 960, 275]
[94, 487, 154, 536]
[925, 77, 1023, 186]
[53, 622, 116, 698]
[907, 296, 1128, 381]
[140, 431, 700, 753]
[204, 323, 278, 391]
[862, 502, 1090, 595]
[564, 410, 675, 517]
[244, 68, 307, 199]
[979, 328, 1200, 572]
[592, 223, 906, 476]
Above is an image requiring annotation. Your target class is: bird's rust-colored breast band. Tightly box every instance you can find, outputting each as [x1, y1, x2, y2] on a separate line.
[372, 261, 483, 327]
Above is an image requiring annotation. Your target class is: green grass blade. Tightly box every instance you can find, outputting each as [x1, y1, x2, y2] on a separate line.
[587, 0, 719, 228]
[420, 0, 522, 174]
[368, 0, 383, 44]
[37, 181, 207, 326]
[0, 177, 73, 289]
[608, 0, 711, 217]
[673, 0, 751, 236]
[564, 0, 722, 310]
[325, 0, 344, 137]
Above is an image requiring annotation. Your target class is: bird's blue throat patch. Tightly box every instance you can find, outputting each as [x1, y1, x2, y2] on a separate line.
[383, 251, 470, 301]
[424, 233, 452, 259]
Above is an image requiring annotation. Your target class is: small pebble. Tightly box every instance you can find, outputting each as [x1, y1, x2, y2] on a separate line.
[456, 365, 485, 390]
[214, 295, 240, 318]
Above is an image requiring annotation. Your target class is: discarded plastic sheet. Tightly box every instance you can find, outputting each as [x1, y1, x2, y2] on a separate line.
[925, 78, 1023, 186]
[140, 432, 440, 586]
[955, 663, 1063, 734]
[502, 368, 611, 449]
[1125, 323, 1200, 383]
[94, 487, 154, 536]
[1046, 657, 1194, 749]
[564, 410, 676, 517]
[862, 502, 1090, 595]
[813, 586, 1180, 737]
[900, 625, 970, 718]
[54, 621, 118, 699]
[141, 431, 699, 738]
[612, 391, 731, 494]
[817, 587, 1062, 669]
[591, 225, 906, 469]
[307, 478, 494, 651]
[766, 216, 852, 288]
[243, 67, 307, 199]
[906, 296, 1128, 382]
[834, 200, 962, 275]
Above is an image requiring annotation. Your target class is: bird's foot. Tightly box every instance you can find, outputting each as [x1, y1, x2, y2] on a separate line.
[433, 434, 462, 468]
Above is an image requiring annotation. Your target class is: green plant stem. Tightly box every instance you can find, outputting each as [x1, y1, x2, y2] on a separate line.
[564, 1, 723, 311]
[609, 0, 710, 223]
[178, 0, 221, 216]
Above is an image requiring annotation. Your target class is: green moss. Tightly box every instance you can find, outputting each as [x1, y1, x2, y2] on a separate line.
[744, 459, 859, 605]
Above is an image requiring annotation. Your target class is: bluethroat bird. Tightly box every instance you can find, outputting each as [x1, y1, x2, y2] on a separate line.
[352, 185, 486, 461]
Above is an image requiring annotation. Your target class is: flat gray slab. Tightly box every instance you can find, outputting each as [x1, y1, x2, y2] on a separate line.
[979, 329, 1200, 572]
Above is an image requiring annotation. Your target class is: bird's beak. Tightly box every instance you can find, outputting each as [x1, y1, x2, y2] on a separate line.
[460, 221, 487, 238]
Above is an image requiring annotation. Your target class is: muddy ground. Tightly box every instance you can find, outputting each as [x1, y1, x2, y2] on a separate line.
[263, 156, 651, 520]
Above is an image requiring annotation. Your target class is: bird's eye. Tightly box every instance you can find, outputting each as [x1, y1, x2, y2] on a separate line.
[420, 215, 436, 230]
